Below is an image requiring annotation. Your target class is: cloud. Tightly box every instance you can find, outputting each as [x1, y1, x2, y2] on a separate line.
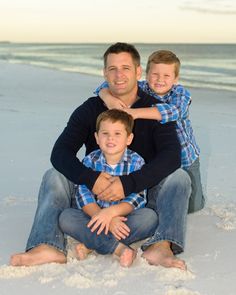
[180, 0, 236, 15]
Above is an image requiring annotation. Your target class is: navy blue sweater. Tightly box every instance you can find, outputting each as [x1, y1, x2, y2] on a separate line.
[51, 88, 181, 196]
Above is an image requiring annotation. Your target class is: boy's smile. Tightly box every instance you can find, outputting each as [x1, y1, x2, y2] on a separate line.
[146, 63, 178, 96]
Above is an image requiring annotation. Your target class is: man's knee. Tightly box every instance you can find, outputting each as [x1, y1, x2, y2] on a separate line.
[42, 168, 72, 192]
[39, 168, 74, 207]
[168, 169, 191, 193]
[169, 168, 191, 185]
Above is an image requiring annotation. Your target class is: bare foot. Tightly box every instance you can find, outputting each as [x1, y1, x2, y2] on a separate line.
[142, 241, 186, 270]
[114, 243, 137, 267]
[10, 244, 66, 266]
[75, 243, 92, 260]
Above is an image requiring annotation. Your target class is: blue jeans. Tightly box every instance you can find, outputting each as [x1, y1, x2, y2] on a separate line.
[26, 168, 190, 255]
[185, 157, 205, 213]
[59, 208, 158, 255]
[142, 168, 191, 254]
[26, 168, 76, 253]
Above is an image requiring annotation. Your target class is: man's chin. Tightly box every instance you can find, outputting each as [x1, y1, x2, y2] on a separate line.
[111, 89, 126, 96]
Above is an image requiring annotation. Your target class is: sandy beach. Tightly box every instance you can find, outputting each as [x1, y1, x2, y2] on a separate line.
[0, 61, 236, 295]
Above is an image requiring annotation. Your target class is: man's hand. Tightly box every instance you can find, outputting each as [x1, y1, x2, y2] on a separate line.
[92, 172, 112, 195]
[109, 216, 130, 240]
[97, 177, 125, 202]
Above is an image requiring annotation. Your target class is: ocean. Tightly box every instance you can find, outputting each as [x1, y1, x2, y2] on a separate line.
[0, 42, 236, 92]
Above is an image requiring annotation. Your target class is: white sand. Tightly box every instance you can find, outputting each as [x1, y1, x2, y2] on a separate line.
[0, 61, 236, 295]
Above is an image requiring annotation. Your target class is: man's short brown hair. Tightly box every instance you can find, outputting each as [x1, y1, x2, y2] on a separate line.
[103, 42, 141, 68]
[96, 109, 134, 135]
[146, 50, 181, 77]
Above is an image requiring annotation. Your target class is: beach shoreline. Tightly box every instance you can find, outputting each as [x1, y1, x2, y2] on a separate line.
[1, 61, 236, 295]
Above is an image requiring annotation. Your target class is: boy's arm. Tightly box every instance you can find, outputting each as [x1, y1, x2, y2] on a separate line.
[76, 184, 101, 216]
[99, 88, 127, 109]
[124, 86, 191, 122]
[156, 88, 191, 123]
[94, 81, 127, 109]
[125, 107, 162, 121]
[82, 203, 101, 217]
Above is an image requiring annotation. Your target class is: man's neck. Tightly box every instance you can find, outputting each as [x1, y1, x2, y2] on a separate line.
[114, 86, 138, 107]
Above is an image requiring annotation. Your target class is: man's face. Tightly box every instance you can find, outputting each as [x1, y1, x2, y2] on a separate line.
[103, 52, 142, 99]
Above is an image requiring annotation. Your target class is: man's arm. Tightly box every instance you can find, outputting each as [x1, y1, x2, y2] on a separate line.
[50, 98, 106, 191]
[120, 121, 181, 195]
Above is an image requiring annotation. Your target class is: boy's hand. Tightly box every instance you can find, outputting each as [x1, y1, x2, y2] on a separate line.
[87, 207, 115, 235]
[106, 98, 127, 110]
[123, 108, 138, 120]
[97, 177, 125, 202]
[109, 216, 130, 240]
[99, 88, 127, 110]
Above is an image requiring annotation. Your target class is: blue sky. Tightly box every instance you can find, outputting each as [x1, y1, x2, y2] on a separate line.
[1, 0, 236, 43]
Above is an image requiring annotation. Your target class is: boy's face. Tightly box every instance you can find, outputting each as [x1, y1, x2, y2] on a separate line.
[146, 62, 179, 96]
[103, 52, 142, 99]
[95, 119, 133, 161]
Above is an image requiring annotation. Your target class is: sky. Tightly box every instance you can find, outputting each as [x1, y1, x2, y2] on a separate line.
[1, 0, 236, 43]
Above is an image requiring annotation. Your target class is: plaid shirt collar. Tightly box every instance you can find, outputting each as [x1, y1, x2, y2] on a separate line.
[98, 148, 130, 167]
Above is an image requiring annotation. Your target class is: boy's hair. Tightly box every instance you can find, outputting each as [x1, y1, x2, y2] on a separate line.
[146, 50, 181, 77]
[103, 42, 141, 68]
[96, 109, 134, 135]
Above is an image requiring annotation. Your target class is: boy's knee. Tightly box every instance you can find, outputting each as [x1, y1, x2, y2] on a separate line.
[58, 209, 71, 232]
[142, 208, 158, 227]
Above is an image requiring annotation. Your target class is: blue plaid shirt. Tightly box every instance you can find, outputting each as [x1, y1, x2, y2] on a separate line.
[76, 148, 146, 209]
[95, 81, 200, 168]
[138, 81, 200, 168]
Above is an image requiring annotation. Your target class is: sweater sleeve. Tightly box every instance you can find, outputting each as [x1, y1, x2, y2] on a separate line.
[50, 99, 101, 190]
[157, 85, 191, 124]
[119, 121, 181, 195]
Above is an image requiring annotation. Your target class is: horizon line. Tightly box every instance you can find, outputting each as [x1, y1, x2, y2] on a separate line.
[1, 41, 236, 45]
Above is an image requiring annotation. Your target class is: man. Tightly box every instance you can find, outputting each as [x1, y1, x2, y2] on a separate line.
[10, 42, 191, 270]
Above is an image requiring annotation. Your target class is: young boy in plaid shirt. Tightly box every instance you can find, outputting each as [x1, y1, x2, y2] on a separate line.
[59, 109, 158, 267]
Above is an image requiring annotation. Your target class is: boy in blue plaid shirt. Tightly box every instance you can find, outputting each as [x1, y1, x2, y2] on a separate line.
[95, 50, 205, 213]
[59, 109, 158, 267]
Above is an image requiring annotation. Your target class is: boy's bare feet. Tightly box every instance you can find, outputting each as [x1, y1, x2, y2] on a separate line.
[114, 243, 137, 267]
[10, 244, 66, 266]
[75, 243, 92, 260]
[142, 241, 186, 270]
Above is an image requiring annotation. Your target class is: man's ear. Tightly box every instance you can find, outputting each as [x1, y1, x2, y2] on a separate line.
[103, 68, 107, 80]
[127, 133, 134, 146]
[136, 65, 142, 80]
